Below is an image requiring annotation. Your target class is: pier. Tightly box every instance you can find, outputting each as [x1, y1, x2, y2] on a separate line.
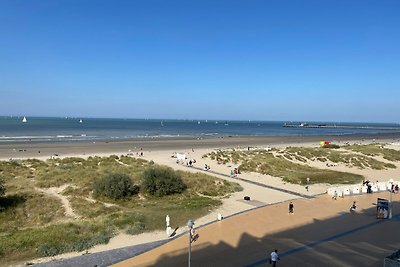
[283, 123, 400, 131]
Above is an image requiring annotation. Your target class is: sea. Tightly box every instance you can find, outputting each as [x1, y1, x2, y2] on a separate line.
[1, 116, 400, 143]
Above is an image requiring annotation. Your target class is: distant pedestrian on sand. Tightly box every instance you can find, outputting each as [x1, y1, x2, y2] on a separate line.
[288, 202, 294, 214]
[270, 249, 280, 266]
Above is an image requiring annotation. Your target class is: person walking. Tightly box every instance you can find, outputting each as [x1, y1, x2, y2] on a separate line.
[332, 190, 338, 200]
[288, 202, 294, 214]
[270, 249, 280, 266]
[350, 201, 357, 214]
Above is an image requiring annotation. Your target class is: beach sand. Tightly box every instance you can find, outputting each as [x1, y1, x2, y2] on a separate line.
[3, 135, 400, 266]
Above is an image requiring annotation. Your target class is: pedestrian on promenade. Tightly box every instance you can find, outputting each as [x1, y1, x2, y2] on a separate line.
[288, 202, 294, 214]
[350, 201, 357, 214]
[333, 190, 338, 200]
[270, 249, 280, 266]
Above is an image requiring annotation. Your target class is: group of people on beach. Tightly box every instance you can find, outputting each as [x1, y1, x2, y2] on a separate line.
[230, 167, 240, 177]
[186, 159, 196, 167]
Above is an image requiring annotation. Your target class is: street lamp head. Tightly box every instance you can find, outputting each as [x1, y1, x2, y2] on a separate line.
[187, 220, 194, 228]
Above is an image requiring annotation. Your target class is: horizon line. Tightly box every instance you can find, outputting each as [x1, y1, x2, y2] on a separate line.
[0, 115, 398, 125]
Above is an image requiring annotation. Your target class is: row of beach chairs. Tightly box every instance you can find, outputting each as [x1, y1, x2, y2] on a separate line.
[327, 180, 400, 197]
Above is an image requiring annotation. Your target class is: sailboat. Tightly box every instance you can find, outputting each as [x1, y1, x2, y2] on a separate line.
[79, 119, 83, 123]
[198, 121, 201, 125]
[161, 120, 164, 127]
[22, 116, 27, 123]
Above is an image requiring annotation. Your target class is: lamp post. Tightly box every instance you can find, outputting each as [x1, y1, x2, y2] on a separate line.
[187, 219, 194, 267]
[389, 179, 394, 219]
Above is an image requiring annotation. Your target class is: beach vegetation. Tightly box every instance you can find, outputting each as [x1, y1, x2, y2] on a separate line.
[93, 173, 139, 200]
[344, 143, 400, 161]
[204, 149, 365, 184]
[0, 222, 114, 262]
[69, 197, 120, 219]
[321, 144, 340, 149]
[106, 211, 147, 235]
[0, 176, 5, 197]
[283, 147, 396, 170]
[0, 192, 65, 232]
[181, 171, 243, 196]
[142, 166, 186, 196]
[0, 155, 241, 265]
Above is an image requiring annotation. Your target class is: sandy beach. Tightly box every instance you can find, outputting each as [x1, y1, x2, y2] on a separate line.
[2, 134, 400, 266]
[2, 133, 400, 161]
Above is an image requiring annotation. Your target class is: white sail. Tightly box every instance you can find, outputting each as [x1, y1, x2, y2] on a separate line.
[22, 116, 27, 123]
[79, 119, 83, 123]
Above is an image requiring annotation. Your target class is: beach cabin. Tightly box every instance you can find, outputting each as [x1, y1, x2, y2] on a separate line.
[176, 153, 186, 162]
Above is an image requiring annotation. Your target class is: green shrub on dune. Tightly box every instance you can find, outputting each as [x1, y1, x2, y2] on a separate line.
[93, 173, 139, 200]
[0, 177, 5, 197]
[142, 166, 186, 196]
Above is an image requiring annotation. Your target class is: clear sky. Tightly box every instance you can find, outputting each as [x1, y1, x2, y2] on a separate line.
[1, 0, 399, 122]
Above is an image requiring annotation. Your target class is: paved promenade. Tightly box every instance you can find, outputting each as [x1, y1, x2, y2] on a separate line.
[113, 192, 400, 267]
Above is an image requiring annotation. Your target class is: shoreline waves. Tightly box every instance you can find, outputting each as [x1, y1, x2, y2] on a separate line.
[2, 117, 400, 143]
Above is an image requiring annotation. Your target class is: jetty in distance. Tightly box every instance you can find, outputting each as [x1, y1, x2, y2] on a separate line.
[283, 122, 400, 131]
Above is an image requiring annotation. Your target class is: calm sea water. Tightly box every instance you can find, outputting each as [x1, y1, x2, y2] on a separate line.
[0, 116, 400, 142]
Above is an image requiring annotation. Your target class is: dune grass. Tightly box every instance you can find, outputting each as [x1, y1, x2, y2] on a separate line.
[0, 155, 242, 265]
[204, 149, 364, 184]
[344, 143, 400, 161]
[282, 146, 396, 170]
[0, 222, 114, 264]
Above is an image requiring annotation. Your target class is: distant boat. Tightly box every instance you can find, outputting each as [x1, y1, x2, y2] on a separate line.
[22, 116, 27, 123]
[79, 119, 83, 123]
[215, 121, 218, 124]
[198, 121, 201, 124]
[161, 120, 164, 126]
[224, 121, 229, 126]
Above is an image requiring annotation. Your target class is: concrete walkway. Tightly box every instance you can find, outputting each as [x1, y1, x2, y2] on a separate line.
[112, 192, 400, 267]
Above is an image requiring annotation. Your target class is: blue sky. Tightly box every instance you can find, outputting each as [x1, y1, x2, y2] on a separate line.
[1, 0, 399, 122]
